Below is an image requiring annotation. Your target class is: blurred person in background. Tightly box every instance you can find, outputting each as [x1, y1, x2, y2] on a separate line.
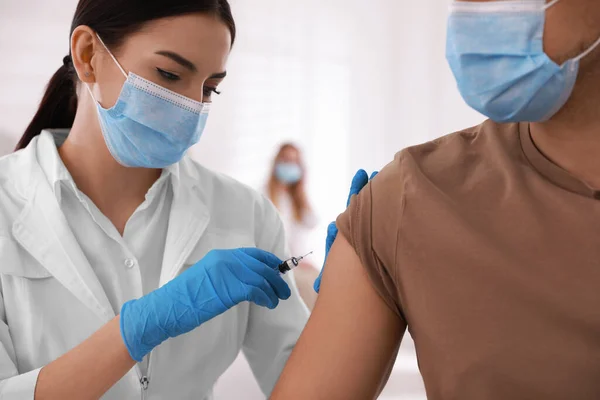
[272, 0, 600, 399]
[267, 143, 319, 310]
[0, 0, 309, 399]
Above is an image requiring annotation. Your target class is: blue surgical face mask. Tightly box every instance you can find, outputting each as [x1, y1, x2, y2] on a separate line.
[86, 35, 210, 168]
[275, 163, 302, 185]
[446, 0, 600, 123]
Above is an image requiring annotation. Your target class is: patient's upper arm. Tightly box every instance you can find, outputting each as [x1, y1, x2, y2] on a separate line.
[270, 233, 407, 400]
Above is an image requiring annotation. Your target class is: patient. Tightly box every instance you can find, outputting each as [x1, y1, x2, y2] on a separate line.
[271, 0, 600, 399]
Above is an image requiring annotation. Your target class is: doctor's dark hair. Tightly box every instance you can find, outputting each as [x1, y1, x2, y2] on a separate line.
[15, 0, 235, 151]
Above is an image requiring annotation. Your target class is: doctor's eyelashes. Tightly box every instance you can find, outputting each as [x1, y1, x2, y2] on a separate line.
[156, 67, 181, 82]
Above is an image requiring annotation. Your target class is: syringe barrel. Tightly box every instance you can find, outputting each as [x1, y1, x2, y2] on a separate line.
[277, 259, 296, 274]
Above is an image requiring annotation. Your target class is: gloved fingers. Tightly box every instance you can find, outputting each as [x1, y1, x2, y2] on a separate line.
[238, 248, 283, 269]
[325, 222, 338, 255]
[314, 170, 375, 295]
[246, 285, 279, 309]
[314, 272, 322, 293]
[239, 268, 281, 309]
[347, 169, 369, 207]
[231, 252, 291, 300]
[319, 222, 338, 293]
[247, 260, 291, 300]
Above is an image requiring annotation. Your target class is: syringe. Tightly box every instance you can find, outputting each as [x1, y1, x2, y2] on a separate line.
[278, 252, 313, 275]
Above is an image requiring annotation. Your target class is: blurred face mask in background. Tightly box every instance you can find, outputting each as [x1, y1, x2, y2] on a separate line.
[86, 35, 211, 168]
[446, 0, 600, 123]
[275, 162, 302, 185]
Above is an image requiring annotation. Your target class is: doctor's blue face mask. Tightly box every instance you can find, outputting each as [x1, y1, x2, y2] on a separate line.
[86, 35, 211, 168]
[446, 0, 600, 123]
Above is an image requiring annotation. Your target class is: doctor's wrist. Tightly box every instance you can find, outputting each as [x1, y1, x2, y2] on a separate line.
[119, 293, 168, 363]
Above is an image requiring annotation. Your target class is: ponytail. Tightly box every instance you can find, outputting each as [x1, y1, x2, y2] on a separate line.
[15, 56, 77, 151]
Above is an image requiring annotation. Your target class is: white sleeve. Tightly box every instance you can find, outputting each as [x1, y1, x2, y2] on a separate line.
[242, 196, 309, 396]
[0, 291, 40, 399]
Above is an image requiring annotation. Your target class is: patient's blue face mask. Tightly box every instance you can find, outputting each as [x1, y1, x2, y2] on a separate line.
[446, 0, 600, 123]
[86, 36, 210, 168]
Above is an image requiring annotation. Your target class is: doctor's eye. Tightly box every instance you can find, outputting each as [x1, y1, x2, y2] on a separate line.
[156, 68, 181, 82]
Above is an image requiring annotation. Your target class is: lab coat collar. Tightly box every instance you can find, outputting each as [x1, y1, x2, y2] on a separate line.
[11, 135, 115, 322]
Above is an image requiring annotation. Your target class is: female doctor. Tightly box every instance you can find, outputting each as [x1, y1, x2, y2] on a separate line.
[0, 0, 308, 398]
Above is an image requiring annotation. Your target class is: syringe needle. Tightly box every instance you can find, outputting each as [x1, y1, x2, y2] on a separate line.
[296, 251, 314, 262]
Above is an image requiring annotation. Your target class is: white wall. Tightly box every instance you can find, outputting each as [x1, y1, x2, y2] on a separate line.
[0, 1, 485, 399]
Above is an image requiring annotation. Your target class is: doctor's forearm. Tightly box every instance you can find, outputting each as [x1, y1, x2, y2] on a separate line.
[34, 316, 135, 400]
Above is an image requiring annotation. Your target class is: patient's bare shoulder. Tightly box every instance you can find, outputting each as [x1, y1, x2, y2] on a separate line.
[270, 234, 406, 400]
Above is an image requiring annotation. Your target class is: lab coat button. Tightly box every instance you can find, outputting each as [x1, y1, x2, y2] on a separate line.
[140, 376, 149, 390]
[124, 258, 136, 269]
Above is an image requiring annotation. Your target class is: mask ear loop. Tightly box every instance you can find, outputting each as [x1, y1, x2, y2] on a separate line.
[543, 0, 562, 10]
[95, 34, 128, 78]
[543, 0, 600, 65]
[572, 35, 600, 63]
[85, 34, 129, 104]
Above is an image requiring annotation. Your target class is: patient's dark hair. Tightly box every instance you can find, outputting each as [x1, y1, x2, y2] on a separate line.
[15, 0, 235, 151]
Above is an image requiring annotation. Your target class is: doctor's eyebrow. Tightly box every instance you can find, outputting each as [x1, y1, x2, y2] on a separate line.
[155, 51, 227, 80]
[155, 50, 197, 72]
[208, 71, 227, 79]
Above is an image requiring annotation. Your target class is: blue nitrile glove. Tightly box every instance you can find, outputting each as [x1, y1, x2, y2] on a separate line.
[120, 248, 290, 362]
[314, 170, 378, 293]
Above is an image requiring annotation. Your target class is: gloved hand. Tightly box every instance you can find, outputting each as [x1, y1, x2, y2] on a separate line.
[314, 169, 378, 293]
[120, 248, 290, 362]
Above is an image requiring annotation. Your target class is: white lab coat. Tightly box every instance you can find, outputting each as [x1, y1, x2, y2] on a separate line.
[0, 136, 309, 399]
